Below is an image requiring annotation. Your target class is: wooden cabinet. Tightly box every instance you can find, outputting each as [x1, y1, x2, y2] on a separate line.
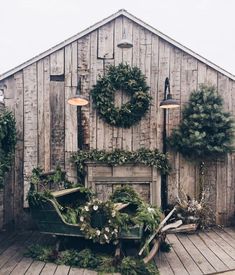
[85, 162, 161, 207]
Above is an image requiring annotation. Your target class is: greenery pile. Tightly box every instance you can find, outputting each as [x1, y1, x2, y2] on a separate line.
[28, 167, 93, 224]
[29, 166, 79, 190]
[91, 63, 152, 128]
[159, 241, 171, 253]
[0, 110, 16, 188]
[25, 245, 159, 275]
[72, 148, 170, 182]
[110, 186, 162, 234]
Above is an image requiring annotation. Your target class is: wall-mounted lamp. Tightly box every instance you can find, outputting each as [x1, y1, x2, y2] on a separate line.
[67, 78, 89, 106]
[67, 78, 89, 150]
[67, 94, 89, 106]
[0, 89, 4, 105]
[117, 30, 133, 49]
[160, 77, 179, 210]
[160, 78, 179, 109]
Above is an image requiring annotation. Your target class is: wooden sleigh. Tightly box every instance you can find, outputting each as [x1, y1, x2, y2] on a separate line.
[29, 185, 197, 263]
[30, 187, 143, 238]
[29, 187, 158, 262]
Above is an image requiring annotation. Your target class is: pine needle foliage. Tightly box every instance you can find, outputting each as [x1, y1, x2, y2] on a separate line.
[168, 85, 234, 160]
[0, 110, 16, 188]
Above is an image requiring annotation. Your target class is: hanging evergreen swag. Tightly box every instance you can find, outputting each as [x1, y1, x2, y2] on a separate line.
[0, 110, 16, 188]
[91, 63, 151, 128]
[72, 148, 170, 182]
[168, 85, 234, 160]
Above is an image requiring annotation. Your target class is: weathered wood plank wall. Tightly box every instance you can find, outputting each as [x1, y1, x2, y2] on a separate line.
[0, 103, 5, 229]
[0, 15, 234, 227]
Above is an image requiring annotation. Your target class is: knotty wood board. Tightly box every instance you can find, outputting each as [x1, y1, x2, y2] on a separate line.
[24, 260, 45, 275]
[199, 232, 235, 269]
[188, 234, 228, 272]
[54, 265, 70, 275]
[155, 252, 174, 275]
[23, 64, 38, 205]
[177, 234, 216, 274]
[40, 263, 58, 275]
[167, 234, 203, 275]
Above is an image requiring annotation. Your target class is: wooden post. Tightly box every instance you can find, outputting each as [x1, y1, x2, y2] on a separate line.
[0, 101, 5, 229]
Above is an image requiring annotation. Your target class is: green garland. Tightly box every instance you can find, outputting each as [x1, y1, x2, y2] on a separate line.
[72, 148, 170, 181]
[25, 246, 159, 274]
[0, 110, 16, 188]
[91, 63, 152, 128]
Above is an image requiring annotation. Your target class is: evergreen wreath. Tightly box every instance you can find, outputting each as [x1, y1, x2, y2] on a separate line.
[91, 63, 151, 128]
[79, 199, 119, 244]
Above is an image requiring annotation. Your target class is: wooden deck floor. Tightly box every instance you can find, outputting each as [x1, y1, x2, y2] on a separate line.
[0, 228, 234, 274]
[155, 227, 235, 275]
[0, 231, 102, 275]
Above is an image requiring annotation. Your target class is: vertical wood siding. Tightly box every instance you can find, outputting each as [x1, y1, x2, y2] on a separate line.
[0, 15, 234, 227]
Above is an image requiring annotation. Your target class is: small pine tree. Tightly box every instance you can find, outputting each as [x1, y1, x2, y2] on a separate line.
[169, 85, 234, 160]
[169, 85, 234, 200]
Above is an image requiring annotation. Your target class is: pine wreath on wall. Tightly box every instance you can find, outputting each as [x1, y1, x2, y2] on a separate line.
[91, 63, 152, 128]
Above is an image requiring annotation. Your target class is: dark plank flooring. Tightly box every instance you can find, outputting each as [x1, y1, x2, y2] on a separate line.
[0, 231, 97, 275]
[155, 227, 235, 275]
[0, 228, 235, 274]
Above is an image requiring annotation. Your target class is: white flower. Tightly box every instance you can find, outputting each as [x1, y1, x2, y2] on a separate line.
[80, 216, 84, 222]
[108, 220, 111, 224]
[104, 234, 108, 240]
[93, 205, 98, 211]
[114, 228, 118, 233]
[85, 206, 89, 211]
[111, 210, 116, 217]
[147, 207, 155, 213]
[96, 230, 101, 236]
[197, 204, 202, 210]
[105, 227, 110, 232]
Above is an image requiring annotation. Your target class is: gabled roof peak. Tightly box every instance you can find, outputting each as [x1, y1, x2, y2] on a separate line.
[0, 9, 234, 81]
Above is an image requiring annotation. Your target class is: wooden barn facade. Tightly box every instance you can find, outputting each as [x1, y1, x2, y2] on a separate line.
[0, 9, 234, 229]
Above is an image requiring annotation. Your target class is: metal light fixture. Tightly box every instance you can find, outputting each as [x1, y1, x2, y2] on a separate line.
[160, 78, 179, 109]
[117, 30, 133, 49]
[67, 77, 89, 150]
[0, 88, 4, 105]
[160, 77, 179, 210]
[67, 78, 89, 106]
[67, 94, 89, 106]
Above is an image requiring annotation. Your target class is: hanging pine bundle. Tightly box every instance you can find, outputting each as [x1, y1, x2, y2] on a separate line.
[168, 85, 234, 160]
